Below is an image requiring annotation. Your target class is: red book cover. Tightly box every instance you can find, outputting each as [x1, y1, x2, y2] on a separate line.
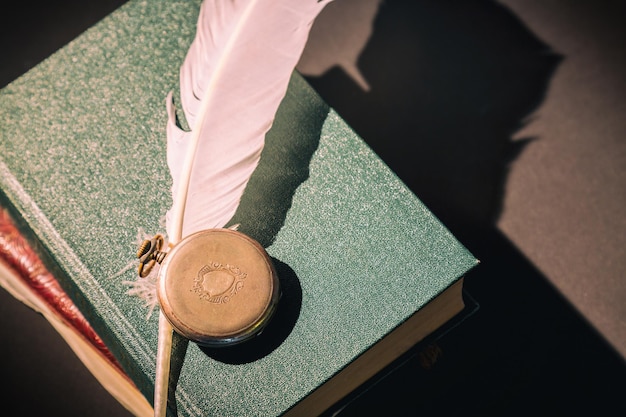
[0, 207, 125, 376]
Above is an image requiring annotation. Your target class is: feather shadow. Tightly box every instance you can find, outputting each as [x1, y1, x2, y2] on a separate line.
[165, 333, 189, 417]
[227, 73, 330, 249]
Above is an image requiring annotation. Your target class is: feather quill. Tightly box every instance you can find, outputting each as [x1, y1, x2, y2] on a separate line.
[155, 1, 332, 416]
[166, 0, 333, 240]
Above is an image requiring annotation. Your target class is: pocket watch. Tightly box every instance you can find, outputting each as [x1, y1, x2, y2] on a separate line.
[138, 228, 280, 347]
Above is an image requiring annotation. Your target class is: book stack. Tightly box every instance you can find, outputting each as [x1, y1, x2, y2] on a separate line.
[0, 1, 478, 416]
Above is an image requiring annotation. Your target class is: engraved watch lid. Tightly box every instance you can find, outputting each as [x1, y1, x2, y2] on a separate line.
[157, 228, 280, 347]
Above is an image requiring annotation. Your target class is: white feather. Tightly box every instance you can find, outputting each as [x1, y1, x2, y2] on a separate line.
[166, 0, 333, 243]
[154, 2, 333, 416]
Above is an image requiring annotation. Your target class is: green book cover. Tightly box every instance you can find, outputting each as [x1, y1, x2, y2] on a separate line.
[0, 1, 478, 416]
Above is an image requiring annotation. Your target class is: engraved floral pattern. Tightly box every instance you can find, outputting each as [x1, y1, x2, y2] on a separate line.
[192, 261, 247, 304]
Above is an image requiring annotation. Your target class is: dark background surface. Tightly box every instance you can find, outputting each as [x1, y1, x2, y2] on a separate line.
[1, 1, 625, 416]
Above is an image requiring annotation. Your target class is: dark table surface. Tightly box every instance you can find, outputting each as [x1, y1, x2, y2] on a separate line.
[1, 1, 625, 416]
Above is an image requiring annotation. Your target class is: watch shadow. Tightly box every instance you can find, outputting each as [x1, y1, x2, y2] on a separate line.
[164, 260, 302, 415]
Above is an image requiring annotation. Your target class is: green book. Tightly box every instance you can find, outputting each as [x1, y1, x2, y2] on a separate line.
[0, 1, 478, 416]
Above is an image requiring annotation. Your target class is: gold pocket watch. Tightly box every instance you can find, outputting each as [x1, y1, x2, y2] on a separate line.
[138, 228, 280, 347]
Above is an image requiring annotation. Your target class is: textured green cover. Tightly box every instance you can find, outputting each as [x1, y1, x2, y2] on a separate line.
[0, 1, 477, 416]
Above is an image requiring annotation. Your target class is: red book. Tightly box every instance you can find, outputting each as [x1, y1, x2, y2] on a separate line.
[0, 207, 152, 416]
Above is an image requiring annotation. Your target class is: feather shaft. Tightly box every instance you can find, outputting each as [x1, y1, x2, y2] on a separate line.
[154, 313, 173, 417]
